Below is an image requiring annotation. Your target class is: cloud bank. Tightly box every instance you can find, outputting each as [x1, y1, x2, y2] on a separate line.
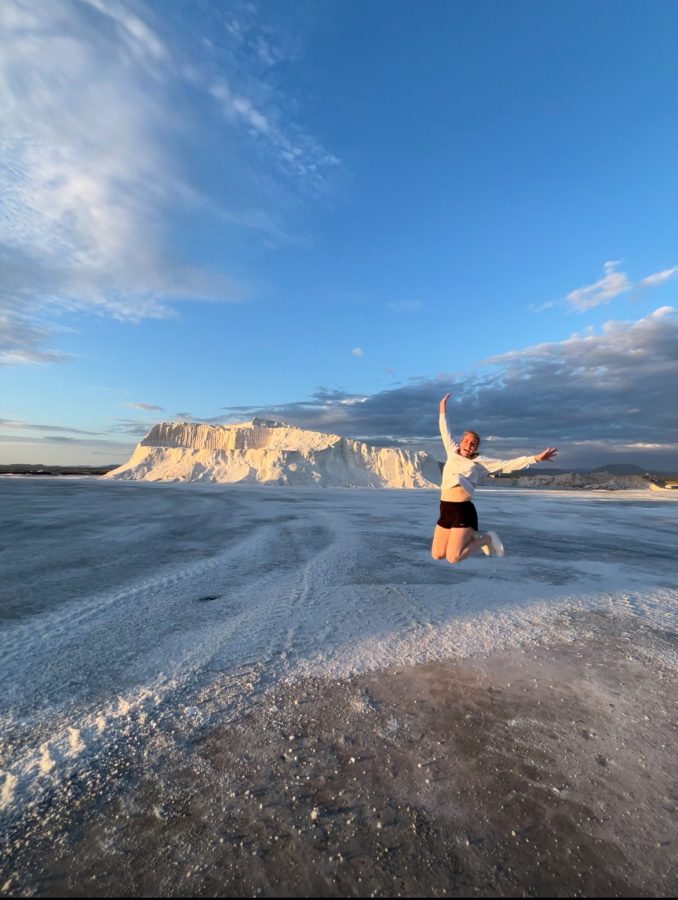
[220, 308, 678, 469]
[7, 309, 675, 469]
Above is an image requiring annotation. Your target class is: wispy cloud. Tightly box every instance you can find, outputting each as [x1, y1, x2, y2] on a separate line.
[533, 260, 678, 314]
[0, 309, 71, 365]
[1, 0, 340, 364]
[352, 347, 364, 357]
[386, 300, 423, 313]
[565, 260, 632, 311]
[209, 78, 339, 191]
[0, 419, 100, 435]
[637, 266, 678, 289]
[0, 433, 133, 454]
[113, 418, 161, 436]
[122, 402, 165, 411]
[2, 1, 225, 319]
[204, 3, 339, 190]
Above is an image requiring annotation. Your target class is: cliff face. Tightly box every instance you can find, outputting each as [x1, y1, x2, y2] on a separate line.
[138, 419, 334, 453]
[103, 419, 441, 488]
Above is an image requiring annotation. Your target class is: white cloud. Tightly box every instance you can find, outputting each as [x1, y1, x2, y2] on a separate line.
[0, 0, 340, 363]
[1, 0, 233, 330]
[387, 300, 423, 313]
[209, 75, 339, 189]
[565, 260, 631, 311]
[210, 80, 272, 136]
[82, 0, 169, 61]
[123, 402, 164, 411]
[649, 305, 674, 318]
[0, 419, 99, 435]
[544, 262, 678, 315]
[638, 267, 678, 289]
[0, 310, 70, 365]
[352, 347, 364, 357]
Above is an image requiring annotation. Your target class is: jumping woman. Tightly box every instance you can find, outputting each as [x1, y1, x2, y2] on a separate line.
[432, 392, 558, 564]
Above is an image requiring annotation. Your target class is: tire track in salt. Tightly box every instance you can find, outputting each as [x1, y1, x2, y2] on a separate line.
[0, 521, 296, 813]
[0, 522, 278, 669]
[222, 510, 345, 681]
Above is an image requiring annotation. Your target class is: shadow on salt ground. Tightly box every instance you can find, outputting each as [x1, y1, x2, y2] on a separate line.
[4, 609, 676, 898]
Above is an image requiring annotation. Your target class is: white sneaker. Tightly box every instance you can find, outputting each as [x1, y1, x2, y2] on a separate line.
[485, 531, 505, 557]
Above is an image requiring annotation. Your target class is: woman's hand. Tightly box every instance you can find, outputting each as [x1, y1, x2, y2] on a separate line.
[535, 447, 558, 462]
[439, 392, 451, 413]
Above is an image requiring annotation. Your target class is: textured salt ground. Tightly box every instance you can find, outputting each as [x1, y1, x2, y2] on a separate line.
[3, 611, 676, 898]
[1, 480, 677, 896]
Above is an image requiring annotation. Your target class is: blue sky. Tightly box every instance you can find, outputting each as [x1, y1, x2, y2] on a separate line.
[2, 0, 677, 469]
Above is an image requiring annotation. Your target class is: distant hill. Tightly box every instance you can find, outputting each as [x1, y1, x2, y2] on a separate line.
[499, 463, 665, 478]
[0, 464, 119, 476]
[590, 463, 646, 475]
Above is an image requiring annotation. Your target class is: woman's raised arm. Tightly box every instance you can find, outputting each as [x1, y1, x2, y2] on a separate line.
[438, 393, 456, 456]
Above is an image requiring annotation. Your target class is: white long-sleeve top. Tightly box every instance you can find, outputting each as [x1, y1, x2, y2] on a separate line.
[439, 413, 537, 496]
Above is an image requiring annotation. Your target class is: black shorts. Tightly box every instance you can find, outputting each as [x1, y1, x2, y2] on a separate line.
[437, 500, 479, 531]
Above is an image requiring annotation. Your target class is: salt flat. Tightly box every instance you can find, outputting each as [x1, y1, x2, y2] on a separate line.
[1, 478, 677, 896]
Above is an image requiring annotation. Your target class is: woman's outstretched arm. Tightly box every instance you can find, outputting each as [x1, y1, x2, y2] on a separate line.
[482, 446, 559, 474]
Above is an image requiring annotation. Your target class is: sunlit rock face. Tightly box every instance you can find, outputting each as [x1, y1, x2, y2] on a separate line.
[104, 419, 441, 488]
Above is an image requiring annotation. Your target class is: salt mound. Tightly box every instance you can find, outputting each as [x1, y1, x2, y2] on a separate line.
[103, 420, 441, 488]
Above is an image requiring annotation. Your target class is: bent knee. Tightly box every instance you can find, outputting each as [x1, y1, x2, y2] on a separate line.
[431, 550, 446, 560]
[446, 553, 462, 564]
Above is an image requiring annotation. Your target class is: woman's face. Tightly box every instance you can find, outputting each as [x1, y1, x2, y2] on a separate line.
[459, 432, 479, 458]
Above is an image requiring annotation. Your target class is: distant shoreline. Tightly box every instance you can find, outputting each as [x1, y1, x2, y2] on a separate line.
[0, 465, 118, 477]
[2, 465, 676, 490]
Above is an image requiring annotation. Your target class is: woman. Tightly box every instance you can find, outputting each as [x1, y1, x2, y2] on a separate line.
[432, 392, 558, 564]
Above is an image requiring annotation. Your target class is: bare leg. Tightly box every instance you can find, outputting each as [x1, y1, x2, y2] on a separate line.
[431, 524, 450, 560]
[445, 527, 491, 564]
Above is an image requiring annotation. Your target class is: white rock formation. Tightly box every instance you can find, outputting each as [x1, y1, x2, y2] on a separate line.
[104, 418, 441, 488]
